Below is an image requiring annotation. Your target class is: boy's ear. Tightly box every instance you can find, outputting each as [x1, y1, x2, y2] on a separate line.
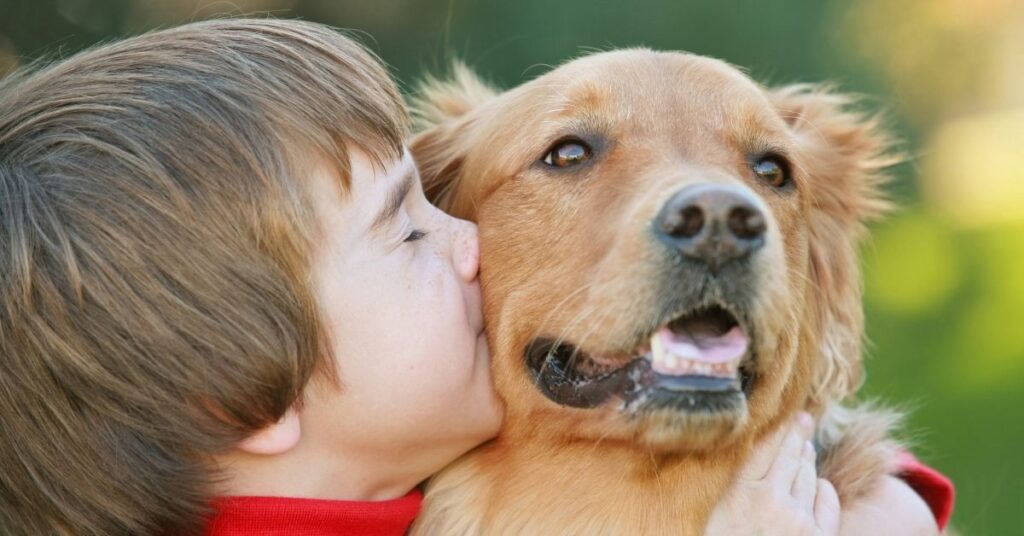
[409, 61, 497, 212]
[237, 407, 301, 455]
[768, 84, 898, 408]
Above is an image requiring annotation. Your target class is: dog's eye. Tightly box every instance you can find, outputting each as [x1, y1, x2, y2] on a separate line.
[751, 155, 790, 188]
[542, 139, 592, 168]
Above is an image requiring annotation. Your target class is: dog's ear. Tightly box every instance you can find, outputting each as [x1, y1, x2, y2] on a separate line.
[409, 62, 498, 212]
[769, 85, 899, 408]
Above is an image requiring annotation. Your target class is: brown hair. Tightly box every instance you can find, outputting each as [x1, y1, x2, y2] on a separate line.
[0, 18, 407, 535]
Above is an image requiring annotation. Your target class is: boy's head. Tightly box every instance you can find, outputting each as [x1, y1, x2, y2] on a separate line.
[0, 18, 499, 535]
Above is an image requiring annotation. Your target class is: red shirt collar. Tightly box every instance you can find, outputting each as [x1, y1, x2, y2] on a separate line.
[206, 489, 422, 536]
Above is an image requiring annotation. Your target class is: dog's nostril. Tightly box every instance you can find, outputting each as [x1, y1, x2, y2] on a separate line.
[662, 205, 704, 238]
[727, 206, 766, 240]
[679, 206, 704, 237]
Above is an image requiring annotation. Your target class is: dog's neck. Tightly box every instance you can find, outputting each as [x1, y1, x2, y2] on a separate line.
[415, 431, 749, 536]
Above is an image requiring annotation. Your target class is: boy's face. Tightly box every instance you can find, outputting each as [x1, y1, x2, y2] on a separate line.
[302, 147, 502, 484]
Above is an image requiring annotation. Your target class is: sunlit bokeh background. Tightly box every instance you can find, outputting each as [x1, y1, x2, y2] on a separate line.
[2, 0, 1021, 532]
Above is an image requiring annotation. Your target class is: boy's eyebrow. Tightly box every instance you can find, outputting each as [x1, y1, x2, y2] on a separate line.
[371, 167, 416, 232]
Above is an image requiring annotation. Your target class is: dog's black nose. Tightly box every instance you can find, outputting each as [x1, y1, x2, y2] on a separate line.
[655, 184, 766, 272]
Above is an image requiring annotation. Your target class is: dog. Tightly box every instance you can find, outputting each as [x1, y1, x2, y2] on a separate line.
[409, 49, 903, 535]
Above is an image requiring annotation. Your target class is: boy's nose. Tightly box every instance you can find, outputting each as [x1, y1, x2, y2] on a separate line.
[452, 219, 480, 282]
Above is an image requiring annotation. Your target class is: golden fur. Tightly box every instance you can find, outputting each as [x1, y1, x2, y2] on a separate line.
[410, 50, 903, 535]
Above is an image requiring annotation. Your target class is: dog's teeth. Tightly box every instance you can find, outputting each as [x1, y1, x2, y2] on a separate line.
[650, 332, 664, 362]
[650, 331, 743, 378]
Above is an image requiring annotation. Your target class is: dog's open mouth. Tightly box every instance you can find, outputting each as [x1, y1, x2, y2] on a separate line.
[525, 304, 754, 410]
[653, 306, 747, 379]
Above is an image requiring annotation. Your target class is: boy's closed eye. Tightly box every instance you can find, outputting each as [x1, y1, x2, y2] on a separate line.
[371, 166, 416, 233]
[404, 229, 429, 242]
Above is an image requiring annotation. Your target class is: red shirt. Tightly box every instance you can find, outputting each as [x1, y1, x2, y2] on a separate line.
[205, 456, 953, 534]
[205, 490, 421, 536]
[896, 452, 955, 531]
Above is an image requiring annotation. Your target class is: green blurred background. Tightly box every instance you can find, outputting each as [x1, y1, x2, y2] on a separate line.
[2, 0, 1021, 532]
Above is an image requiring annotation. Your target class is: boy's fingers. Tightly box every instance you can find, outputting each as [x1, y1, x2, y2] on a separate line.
[813, 478, 841, 536]
[740, 412, 812, 480]
[764, 414, 813, 485]
[791, 441, 818, 507]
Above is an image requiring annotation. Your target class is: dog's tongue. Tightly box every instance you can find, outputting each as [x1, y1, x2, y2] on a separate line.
[653, 325, 748, 364]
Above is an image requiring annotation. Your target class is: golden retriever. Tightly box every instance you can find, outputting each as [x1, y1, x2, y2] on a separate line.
[409, 49, 902, 535]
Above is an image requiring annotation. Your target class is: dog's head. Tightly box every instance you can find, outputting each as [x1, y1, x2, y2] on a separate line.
[412, 50, 892, 453]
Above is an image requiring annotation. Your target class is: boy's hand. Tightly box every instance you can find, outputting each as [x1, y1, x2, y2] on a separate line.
[838, 476, 939, 536]
[705, 412, 840, 536]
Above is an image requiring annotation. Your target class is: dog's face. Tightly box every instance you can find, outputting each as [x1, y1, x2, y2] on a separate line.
[412, 50, 890, 453]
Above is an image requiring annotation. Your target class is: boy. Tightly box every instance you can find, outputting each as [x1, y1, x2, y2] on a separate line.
[0, 18, 947, 535]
